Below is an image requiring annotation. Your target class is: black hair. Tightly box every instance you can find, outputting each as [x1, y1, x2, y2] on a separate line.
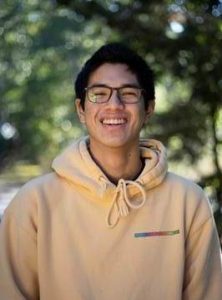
[75, 42, 155, 109]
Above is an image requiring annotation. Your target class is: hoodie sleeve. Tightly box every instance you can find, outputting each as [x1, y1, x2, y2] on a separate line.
[0, 190, 39, 300]
[182, 194, 222, 300]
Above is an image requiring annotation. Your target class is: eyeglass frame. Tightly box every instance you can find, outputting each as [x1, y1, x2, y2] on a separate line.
[84, 84, 145, 104]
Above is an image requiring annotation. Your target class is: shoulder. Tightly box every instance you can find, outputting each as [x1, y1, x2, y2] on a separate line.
[164, 171, 209, 205]
[164, 172, 205, 197]
[3, 172, 59, 218]
[1, 172, 65, 235]
[164, 172, 213, 228]
[22, 172, 61, 190]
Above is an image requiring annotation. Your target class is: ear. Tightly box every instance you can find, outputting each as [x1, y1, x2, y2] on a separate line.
[144, 100, 155, 124]
[75, 99, 85, 124]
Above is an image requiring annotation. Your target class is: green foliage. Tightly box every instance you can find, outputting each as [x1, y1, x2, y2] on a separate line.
[0, 0, 111, 164]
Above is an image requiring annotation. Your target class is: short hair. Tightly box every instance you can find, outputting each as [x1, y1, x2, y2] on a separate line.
[75, 42, 155, 109]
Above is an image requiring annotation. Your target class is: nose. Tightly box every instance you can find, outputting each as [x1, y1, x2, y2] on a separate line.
[108, 89, 124, 108]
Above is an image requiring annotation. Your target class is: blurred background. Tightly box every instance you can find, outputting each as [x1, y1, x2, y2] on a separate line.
[0, 0, 221, 243]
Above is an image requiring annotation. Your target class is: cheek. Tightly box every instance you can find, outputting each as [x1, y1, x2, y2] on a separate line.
[134, 105, 146, 123]
[84, 105, 98, 126]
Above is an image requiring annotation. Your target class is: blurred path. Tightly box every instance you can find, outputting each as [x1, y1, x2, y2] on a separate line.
[0, 183, 21, 221]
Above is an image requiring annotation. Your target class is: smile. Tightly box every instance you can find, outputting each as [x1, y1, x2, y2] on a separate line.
[101, 118, 127, 125]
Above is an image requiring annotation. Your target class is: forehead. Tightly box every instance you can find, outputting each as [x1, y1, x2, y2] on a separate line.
[88, 63, 139, 86]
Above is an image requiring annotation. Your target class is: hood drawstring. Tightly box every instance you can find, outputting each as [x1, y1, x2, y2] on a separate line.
[106, 179, 146, 228]
[99, 176, 109, 196]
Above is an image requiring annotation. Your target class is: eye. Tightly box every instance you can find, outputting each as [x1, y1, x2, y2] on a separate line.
[121, 88, 138, 97]
[90, 87, 109, 96]
[87, 86, 110, 102]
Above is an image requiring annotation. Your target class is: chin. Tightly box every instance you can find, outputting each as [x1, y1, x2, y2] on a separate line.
[101, 138, 135, 149]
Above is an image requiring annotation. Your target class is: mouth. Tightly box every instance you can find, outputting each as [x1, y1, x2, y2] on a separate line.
[101, 118, 127, 125]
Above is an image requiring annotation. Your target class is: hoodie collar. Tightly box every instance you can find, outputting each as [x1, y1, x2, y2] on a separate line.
[52, 136, 168, 228]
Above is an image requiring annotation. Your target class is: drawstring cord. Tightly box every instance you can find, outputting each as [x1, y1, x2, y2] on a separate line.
[106, 179, 146, 228]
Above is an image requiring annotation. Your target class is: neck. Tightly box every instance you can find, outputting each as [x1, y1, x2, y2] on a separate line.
[88, 142, 143, 185]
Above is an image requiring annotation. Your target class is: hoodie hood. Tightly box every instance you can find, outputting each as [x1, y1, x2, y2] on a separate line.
[52, 136, 168, 227]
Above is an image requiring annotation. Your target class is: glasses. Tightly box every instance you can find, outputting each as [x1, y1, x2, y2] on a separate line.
[85, 85, 144, 104]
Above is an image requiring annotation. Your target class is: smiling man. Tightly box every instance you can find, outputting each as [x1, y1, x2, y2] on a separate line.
[76, 62, 154, 184]
[0, 43, 222, 300]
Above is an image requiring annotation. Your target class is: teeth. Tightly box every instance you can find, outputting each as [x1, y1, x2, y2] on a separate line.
[102, 118, 126, 125]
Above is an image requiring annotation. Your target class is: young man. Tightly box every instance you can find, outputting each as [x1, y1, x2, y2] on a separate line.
[0, 43, 221, 299]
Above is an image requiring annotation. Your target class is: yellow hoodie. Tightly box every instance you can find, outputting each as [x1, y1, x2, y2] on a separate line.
[0, 137, 221, 300]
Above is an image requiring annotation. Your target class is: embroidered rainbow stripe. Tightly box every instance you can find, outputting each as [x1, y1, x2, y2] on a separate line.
[134, 230, 180, 238]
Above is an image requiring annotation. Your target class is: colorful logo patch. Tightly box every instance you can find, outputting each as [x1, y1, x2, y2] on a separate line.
[134, 230, 180, 238]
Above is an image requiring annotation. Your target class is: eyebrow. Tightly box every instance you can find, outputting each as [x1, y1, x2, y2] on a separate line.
[87, 83, 141, 88]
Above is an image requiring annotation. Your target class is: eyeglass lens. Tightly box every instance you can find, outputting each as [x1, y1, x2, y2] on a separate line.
[87, 86, 142, 103]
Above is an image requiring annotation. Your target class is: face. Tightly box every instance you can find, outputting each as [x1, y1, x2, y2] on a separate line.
[76, 63, 154, 152]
